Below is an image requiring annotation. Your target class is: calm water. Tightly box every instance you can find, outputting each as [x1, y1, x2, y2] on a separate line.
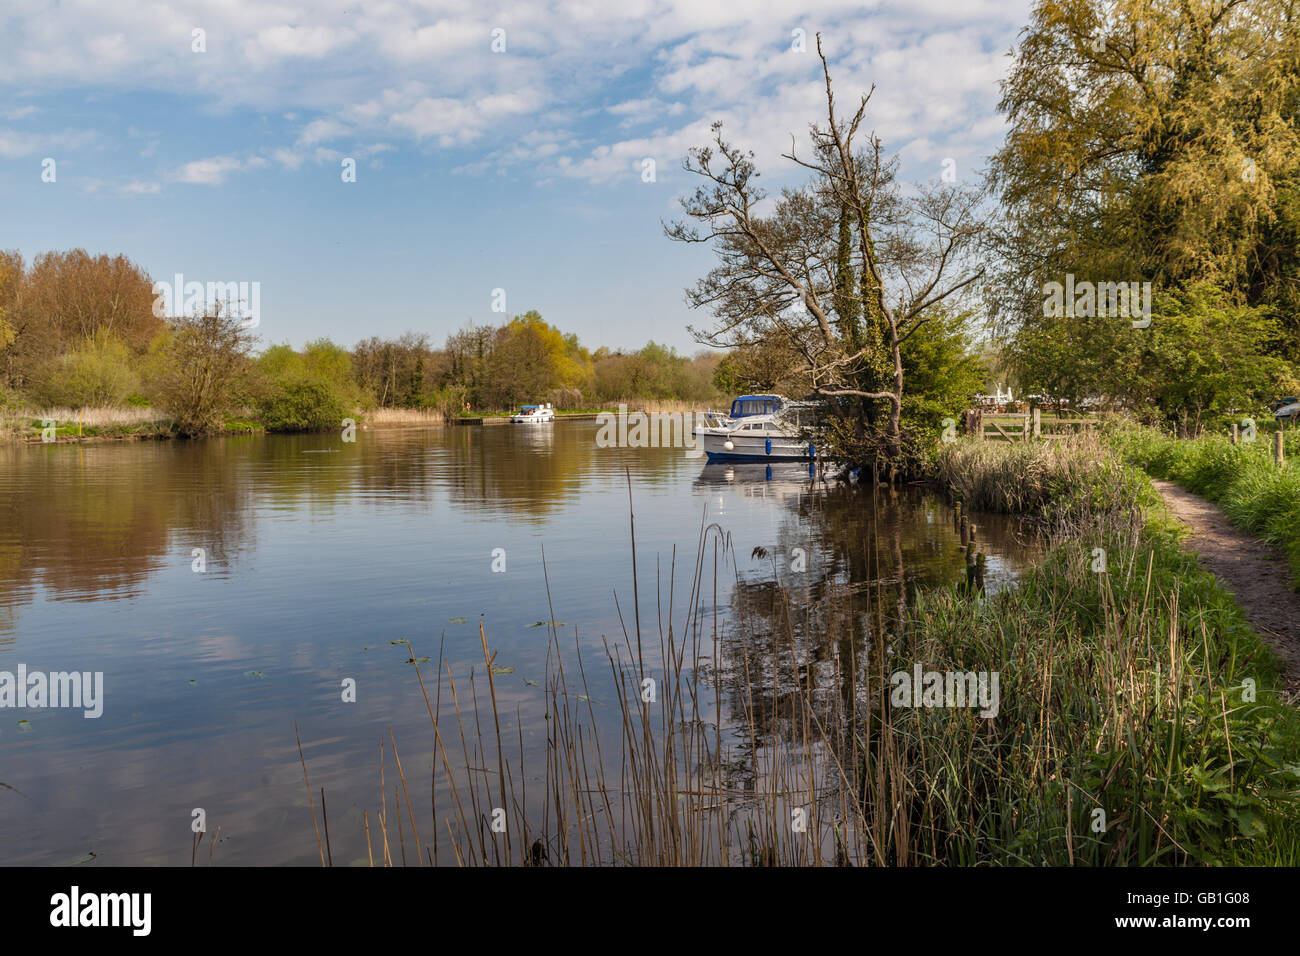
[0, 422, 1039, 865]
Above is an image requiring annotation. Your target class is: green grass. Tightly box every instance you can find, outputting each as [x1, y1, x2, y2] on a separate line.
[1113, 426, 1300, 589]
[921, 435, 1300, 864]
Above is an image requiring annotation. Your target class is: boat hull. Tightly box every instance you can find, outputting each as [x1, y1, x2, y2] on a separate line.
[696, 429, 813, 461]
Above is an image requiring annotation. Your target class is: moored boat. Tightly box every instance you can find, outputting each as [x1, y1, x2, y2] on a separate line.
[693, 394, 819, 461]
[510, 403, 555, 424]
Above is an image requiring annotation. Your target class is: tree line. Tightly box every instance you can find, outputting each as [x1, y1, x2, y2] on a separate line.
[0, 249, 720, 436]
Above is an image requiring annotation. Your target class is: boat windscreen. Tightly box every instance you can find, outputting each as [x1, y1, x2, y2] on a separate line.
[730, 397, 779, 417]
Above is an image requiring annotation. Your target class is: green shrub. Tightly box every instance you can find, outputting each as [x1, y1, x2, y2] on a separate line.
[33, 333, 140, 408]
[258, 376, 352, 432]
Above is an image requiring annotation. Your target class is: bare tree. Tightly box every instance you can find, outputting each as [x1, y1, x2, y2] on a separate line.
[668, 34, 985, 468]
[146, 306, 257, 437]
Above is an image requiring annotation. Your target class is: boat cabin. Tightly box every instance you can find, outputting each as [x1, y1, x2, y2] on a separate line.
[729, 395, 783, 418]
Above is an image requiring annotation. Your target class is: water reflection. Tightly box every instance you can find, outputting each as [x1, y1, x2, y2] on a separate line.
[0, 423, 1041, 864]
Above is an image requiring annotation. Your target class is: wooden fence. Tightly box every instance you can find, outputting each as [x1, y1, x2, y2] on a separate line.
[962, 408, 1099, 443]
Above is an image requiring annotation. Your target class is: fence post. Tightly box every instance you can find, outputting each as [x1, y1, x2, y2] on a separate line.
[1231, 423, 1239, 445]
[1023, 409, 1031, 442]
[1275, 430, 1285, 467]
[1032, 407, 1041, 440]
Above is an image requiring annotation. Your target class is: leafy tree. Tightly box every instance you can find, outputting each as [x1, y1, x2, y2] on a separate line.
[990, 0, 1300, 377]
[1133, 284, 1287, 433]
[901, 310, 988, 429]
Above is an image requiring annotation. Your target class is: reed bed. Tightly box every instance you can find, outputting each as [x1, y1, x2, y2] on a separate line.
[624, 398, 705, 415]
[1, 403, 170, 440]
[296, 443, 1300, 866]
[19, 404, 162, 427]
[361, 407, 450, 427]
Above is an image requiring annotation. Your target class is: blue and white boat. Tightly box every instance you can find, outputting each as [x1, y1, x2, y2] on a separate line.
[694, 395, 820, 461]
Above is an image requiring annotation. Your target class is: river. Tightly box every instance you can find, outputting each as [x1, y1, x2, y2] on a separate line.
[0, 421, 1040, 864]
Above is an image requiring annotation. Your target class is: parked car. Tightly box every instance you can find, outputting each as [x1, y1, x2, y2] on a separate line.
[1274, 397, 1300, 423]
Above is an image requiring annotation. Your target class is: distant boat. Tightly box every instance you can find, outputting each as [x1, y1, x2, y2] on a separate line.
[510, 403, 555, 424]
[693, 395, 819, 461]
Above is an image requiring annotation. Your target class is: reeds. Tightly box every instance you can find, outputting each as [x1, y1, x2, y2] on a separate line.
[0, 403, 167, 440]
[358, 407, 450, 427]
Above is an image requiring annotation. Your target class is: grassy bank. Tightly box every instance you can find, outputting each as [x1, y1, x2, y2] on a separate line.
[299, 435, 1300, 866]
[1113, 427, 1300, 589]
[927, 438, 1300, 864]
[1, 405, 267, 442]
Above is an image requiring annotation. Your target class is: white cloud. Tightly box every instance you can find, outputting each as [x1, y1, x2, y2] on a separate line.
[0, 127, 95, 158]
[250, 24, 352, 60]
[0, 1, 1034, 186]
[172, 155, 246, 185]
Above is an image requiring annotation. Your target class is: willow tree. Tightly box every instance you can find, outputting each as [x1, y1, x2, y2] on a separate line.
[990, 0, 1300, 365]
[667, 36, 985, 472]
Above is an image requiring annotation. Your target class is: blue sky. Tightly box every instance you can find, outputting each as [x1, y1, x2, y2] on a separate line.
[0, 0, 1030, 352]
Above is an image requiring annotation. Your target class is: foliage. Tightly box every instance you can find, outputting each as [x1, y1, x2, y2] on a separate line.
[1009, 283, 1295, 431]
[991, 0, 1300, 405]
[258, 376, 352, 432]
[31, 332, 141, 408]
[901, 309, 987, 430]
[143, 310, 257, 437]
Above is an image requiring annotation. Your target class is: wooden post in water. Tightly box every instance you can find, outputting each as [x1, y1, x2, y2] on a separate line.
[960, 515, 969, 548]
[1231, 423, 1239, 445]
[1275, 430, 1286, 467]
[969, 524, 977, 549]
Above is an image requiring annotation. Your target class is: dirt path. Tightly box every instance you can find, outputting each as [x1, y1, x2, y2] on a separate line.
[1152, 479, 1300, 694]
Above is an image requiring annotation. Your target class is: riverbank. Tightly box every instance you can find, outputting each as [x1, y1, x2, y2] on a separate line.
[916, 438, 1299, 863]
[1, 404, 650, 442]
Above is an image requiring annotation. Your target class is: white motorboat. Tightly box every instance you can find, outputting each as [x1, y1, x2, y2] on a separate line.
[510, 403, 555, 424]
[693, 394, 820, 461]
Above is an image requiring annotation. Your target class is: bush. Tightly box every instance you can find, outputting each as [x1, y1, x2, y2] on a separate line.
[258, 376, 352, 432]
[33, 333, 140, 408]
[144, 311, 257, 437]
